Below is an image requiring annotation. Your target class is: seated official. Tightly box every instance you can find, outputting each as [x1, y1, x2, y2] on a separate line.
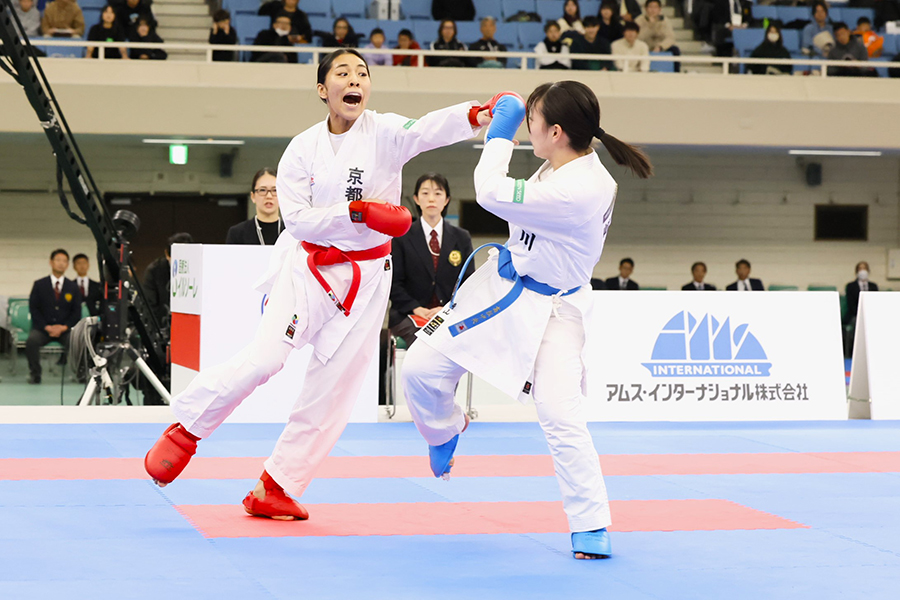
[845, 261, 878, 324]
[389, 173, 474, 347]
[144, 232, 193, 329]
[726, 258, 764, 291]
[682, 261, 716, 291]
[72, 253, 102, 316]
[605, 257, 639, 290]
[26, 249, 83, 384]
[226, 168, 284, 245]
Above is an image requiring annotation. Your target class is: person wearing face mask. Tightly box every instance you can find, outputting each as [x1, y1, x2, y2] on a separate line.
[258, 0, 312, 45]
[145, 49, 494, 521]
[846, 261, 878, 325]
[749, 24, 791, 75]
[388, 173, 475, 348]
[226, 168, 285, 245]
[251, 13, 297, 63]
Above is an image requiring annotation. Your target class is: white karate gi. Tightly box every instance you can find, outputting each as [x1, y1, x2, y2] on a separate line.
[403, 138, 617, 532]
[170, 102, 480, 498]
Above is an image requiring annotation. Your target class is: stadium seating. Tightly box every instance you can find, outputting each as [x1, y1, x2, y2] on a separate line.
[581, 0, 600, 16]
[475, 0, 503, 21]
[775, 7, 811, 23]
[751, 5, 778, 21]
[517, 22, 544, 48]
[401, 0, 432, 20]
[733, 28, 800, 57]
[650, 51, 676, 73]
[535, 0, 559, 23]
[501, 0, 537, 20]
[78, 0, 107, 9]
[82, 7, 101, 29]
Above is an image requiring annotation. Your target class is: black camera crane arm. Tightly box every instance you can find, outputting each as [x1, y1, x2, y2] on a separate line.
[0, 0, 169, 382]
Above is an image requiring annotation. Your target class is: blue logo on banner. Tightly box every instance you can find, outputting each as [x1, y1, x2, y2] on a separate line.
[642, 311, 772, 377]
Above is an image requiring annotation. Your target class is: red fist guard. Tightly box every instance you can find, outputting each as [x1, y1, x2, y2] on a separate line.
[468, 91, 527, 127]
[243, 470, 309, 520]
[349, 201, 412, 237]
[144, 423, 200, 486]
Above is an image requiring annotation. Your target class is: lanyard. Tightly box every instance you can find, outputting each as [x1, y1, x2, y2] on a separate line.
[255, 216, 283, 245]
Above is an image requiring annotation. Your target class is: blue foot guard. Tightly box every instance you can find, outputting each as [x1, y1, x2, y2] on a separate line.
[571, 528, 612, 559]
[428, 434, 459, 480]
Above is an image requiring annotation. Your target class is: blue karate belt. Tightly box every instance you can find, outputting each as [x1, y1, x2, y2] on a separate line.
[446, 243, 580, 337]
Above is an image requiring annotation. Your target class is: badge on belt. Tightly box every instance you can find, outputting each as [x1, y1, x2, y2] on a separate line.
[448, 250, 462, 267]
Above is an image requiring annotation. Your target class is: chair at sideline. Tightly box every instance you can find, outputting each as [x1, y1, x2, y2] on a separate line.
[768, 284, 799, 291]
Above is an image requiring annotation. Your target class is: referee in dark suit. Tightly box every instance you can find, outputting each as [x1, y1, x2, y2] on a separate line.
[389, 173, 475, 347]
[682, 261, 716, 291]
[726, 259, 765, 291]
[604, 258, 639, 290]
[226, 168, 284, 245]
[26, 249, 83, 384]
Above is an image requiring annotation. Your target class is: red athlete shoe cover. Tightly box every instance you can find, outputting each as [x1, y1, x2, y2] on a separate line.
[348, 201, 412, 237]
[144, 423, 200, 484]
[242, 470, 309, 520]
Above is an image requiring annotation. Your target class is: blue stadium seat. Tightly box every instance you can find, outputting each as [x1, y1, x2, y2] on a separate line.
[303, 1, 330, 18]
[518, 22, 544, 48]
[332, 0, 367, 18]
[414, 21, 437, 46]
[235, 15, 271, 40]
[883, 34, 899, 56]
[650, 51, 675, 72]
[781, 29, 800, 53]
[871, 56, 890, 77]
[354, 18, 379, 41]
[535, 0, 559, 23]
[457, 21, 481, 44]
[838, 8, 876, 28]
[401, 0, 432, 20]
[776, 6, 811, 23]
[228, 0, 261, 16]
[377, 20, 410, 43]
[78, 0, 107, 9]
[751, 5, 778, 21]
[495, 21, 518, 48]
[732, 28, 764, 57]
[475, 0, 503, 21]
[581, 0, 600, 16]
[309, 16, 334, 34]
[37, 38, 85, 58]
[501, 0, 537, 20]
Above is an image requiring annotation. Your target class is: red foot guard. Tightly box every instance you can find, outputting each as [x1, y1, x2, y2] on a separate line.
[144, 423, 200, 486]
[243, 471, 309, 520]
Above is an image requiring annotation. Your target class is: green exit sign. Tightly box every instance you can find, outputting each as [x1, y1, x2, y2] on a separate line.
[169, 144, 188, 165]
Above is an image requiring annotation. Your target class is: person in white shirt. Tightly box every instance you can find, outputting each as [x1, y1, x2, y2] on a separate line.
[611, 21, 651, 72]
[604, 257, 639, 290]
[682, 261, 716, 291]
[726, 258, 764, 291]
[145, 49, 493, 521]
[72, 253, 101, 316]
[558, 0, 585, 35]
[535, 20, 572, 69]
[402, 81, 652, 560]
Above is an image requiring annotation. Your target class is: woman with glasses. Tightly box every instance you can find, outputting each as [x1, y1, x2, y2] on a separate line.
[226, 167, 285, 245]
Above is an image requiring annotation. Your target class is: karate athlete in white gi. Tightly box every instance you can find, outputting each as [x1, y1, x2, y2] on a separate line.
[145, 49, 497, 520]
[402, 82, 653, 559]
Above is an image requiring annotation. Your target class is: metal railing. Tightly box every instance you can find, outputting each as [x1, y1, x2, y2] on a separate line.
[30, 39, 900, 77]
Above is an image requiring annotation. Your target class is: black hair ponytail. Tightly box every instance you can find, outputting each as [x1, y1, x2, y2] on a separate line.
[526, 81, 653, 179]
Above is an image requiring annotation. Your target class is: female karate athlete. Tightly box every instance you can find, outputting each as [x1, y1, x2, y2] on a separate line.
[402, 81, 652, 559]
[145, 49, 498, 520]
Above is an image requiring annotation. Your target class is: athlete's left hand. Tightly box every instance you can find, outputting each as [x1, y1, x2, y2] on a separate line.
[475, 109, 493, 127]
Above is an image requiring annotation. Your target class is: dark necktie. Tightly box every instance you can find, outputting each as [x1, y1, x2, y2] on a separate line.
[81, 280, 87, 298]
[429, 230, 440, 271]
[54, 280, 61, 301]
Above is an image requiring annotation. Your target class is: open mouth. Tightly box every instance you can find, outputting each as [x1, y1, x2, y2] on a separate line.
[342, 92, 362, 106]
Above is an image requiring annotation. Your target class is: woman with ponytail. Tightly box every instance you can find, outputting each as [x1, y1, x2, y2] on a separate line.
[402, 81, 651, 560]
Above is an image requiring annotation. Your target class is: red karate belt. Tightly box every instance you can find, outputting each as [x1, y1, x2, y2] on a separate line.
[302, 240, 392, 316]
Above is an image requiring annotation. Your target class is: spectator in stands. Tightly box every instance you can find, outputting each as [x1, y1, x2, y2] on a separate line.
[226, 168, 284, 245]
[259, 0, 312, 44]
[726, 259, 764, 291]
[362, 28, 390, 66]
[469, 16, 507, 67]
[72, 253, 101, 316]
[682, 262, 716, 291]
[393, 28, 421, 66]
[694, 0, 749, 57]
[828, 21, 873, 76]
[598, 1, 624, 43]
[389, 173, 475, 348]
[432, 0, 475, 22]
[615, 0, 644, 23]
[866, 0, 900, 31]
[559, 0, 585, 35]
[14, 0, 42, 39]
[317, 17, 360, 48]
[535, 20, 572, 69]
[845, 261, 878, 323]
[571, 16, 614, 70]
[611, 21, 650, 71]
[41, 0, 85, 37]
[854, 17, 883, 58]
[144, 233, 193, 327]
[635, 0, 680, 71]
[748, 22, 792, 74]
[129, 17, 166, 59]
[114, 0, 155, 41]
[251, 13, 297, 63]
[26, 249, 82, 384]
[85, 5, 129, 60]
[605, 258, 639, 290]
[209, 9, 238, 62]
[802, 2, 834, 57]
[428, 19, 467, 67]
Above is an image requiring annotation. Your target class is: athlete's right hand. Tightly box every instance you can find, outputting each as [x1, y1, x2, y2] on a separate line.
[349, 201, 412, 237]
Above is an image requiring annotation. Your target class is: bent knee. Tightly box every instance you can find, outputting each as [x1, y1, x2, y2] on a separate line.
[246, 341, 292, 378]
